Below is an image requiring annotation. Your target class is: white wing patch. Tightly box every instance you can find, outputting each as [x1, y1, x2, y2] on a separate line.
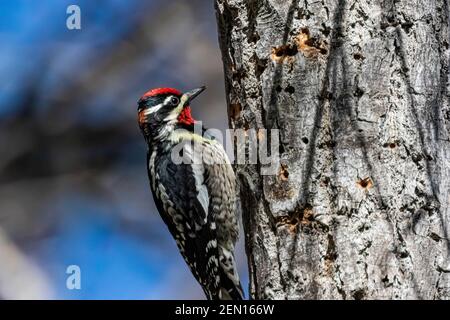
[184, 142, 210, 221]
[193, 162, 209, 221]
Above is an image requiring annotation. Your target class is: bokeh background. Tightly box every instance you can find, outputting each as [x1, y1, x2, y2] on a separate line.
[0, 0, 248, 299]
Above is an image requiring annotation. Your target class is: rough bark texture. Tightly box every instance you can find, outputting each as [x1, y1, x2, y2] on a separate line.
[215, 0, 450, 299]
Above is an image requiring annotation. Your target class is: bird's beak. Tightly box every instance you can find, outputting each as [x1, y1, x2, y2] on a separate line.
[183, 86, 206, 106]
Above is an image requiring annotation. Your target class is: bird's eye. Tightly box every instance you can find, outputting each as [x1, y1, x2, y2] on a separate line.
[171, 97, 180, 105]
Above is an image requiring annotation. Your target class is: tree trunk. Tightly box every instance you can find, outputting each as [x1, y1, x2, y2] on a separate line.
[215, 0, 450, 299]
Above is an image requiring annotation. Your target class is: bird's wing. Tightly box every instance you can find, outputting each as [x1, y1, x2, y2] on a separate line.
[201, 141, 243, 300]
[151, 141, 221, 297]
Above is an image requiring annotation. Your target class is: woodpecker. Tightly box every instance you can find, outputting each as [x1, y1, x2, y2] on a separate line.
[137, 86, 243, 300]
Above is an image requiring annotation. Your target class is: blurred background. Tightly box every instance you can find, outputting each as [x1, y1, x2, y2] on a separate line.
[0, 0, 248, 299]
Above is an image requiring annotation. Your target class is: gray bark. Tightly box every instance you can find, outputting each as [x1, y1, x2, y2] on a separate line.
[215, 0, 450, 299]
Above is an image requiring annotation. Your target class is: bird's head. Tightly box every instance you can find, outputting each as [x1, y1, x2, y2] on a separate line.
[137, 86, 205, 140]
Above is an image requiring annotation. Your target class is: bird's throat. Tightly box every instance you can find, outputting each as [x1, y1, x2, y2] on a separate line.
[178, 107, 195, 126]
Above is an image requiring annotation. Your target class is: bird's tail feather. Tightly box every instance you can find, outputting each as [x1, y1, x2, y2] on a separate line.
[206, 274, 243, 300]
[212, 249, 244, 300]
[219, 274, 244, 300]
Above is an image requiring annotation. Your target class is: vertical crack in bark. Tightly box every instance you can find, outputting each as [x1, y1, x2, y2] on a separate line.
[265, 0, 300, 131]
[285, 1, 344, 278]
[237, 171, 260, 298]
[389, 2, 449, 298]
[393, 29, 439, 200]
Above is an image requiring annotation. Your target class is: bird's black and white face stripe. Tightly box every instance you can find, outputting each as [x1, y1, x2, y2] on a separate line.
[138, 93, 183, 124]
[142, 95, 181, 115]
